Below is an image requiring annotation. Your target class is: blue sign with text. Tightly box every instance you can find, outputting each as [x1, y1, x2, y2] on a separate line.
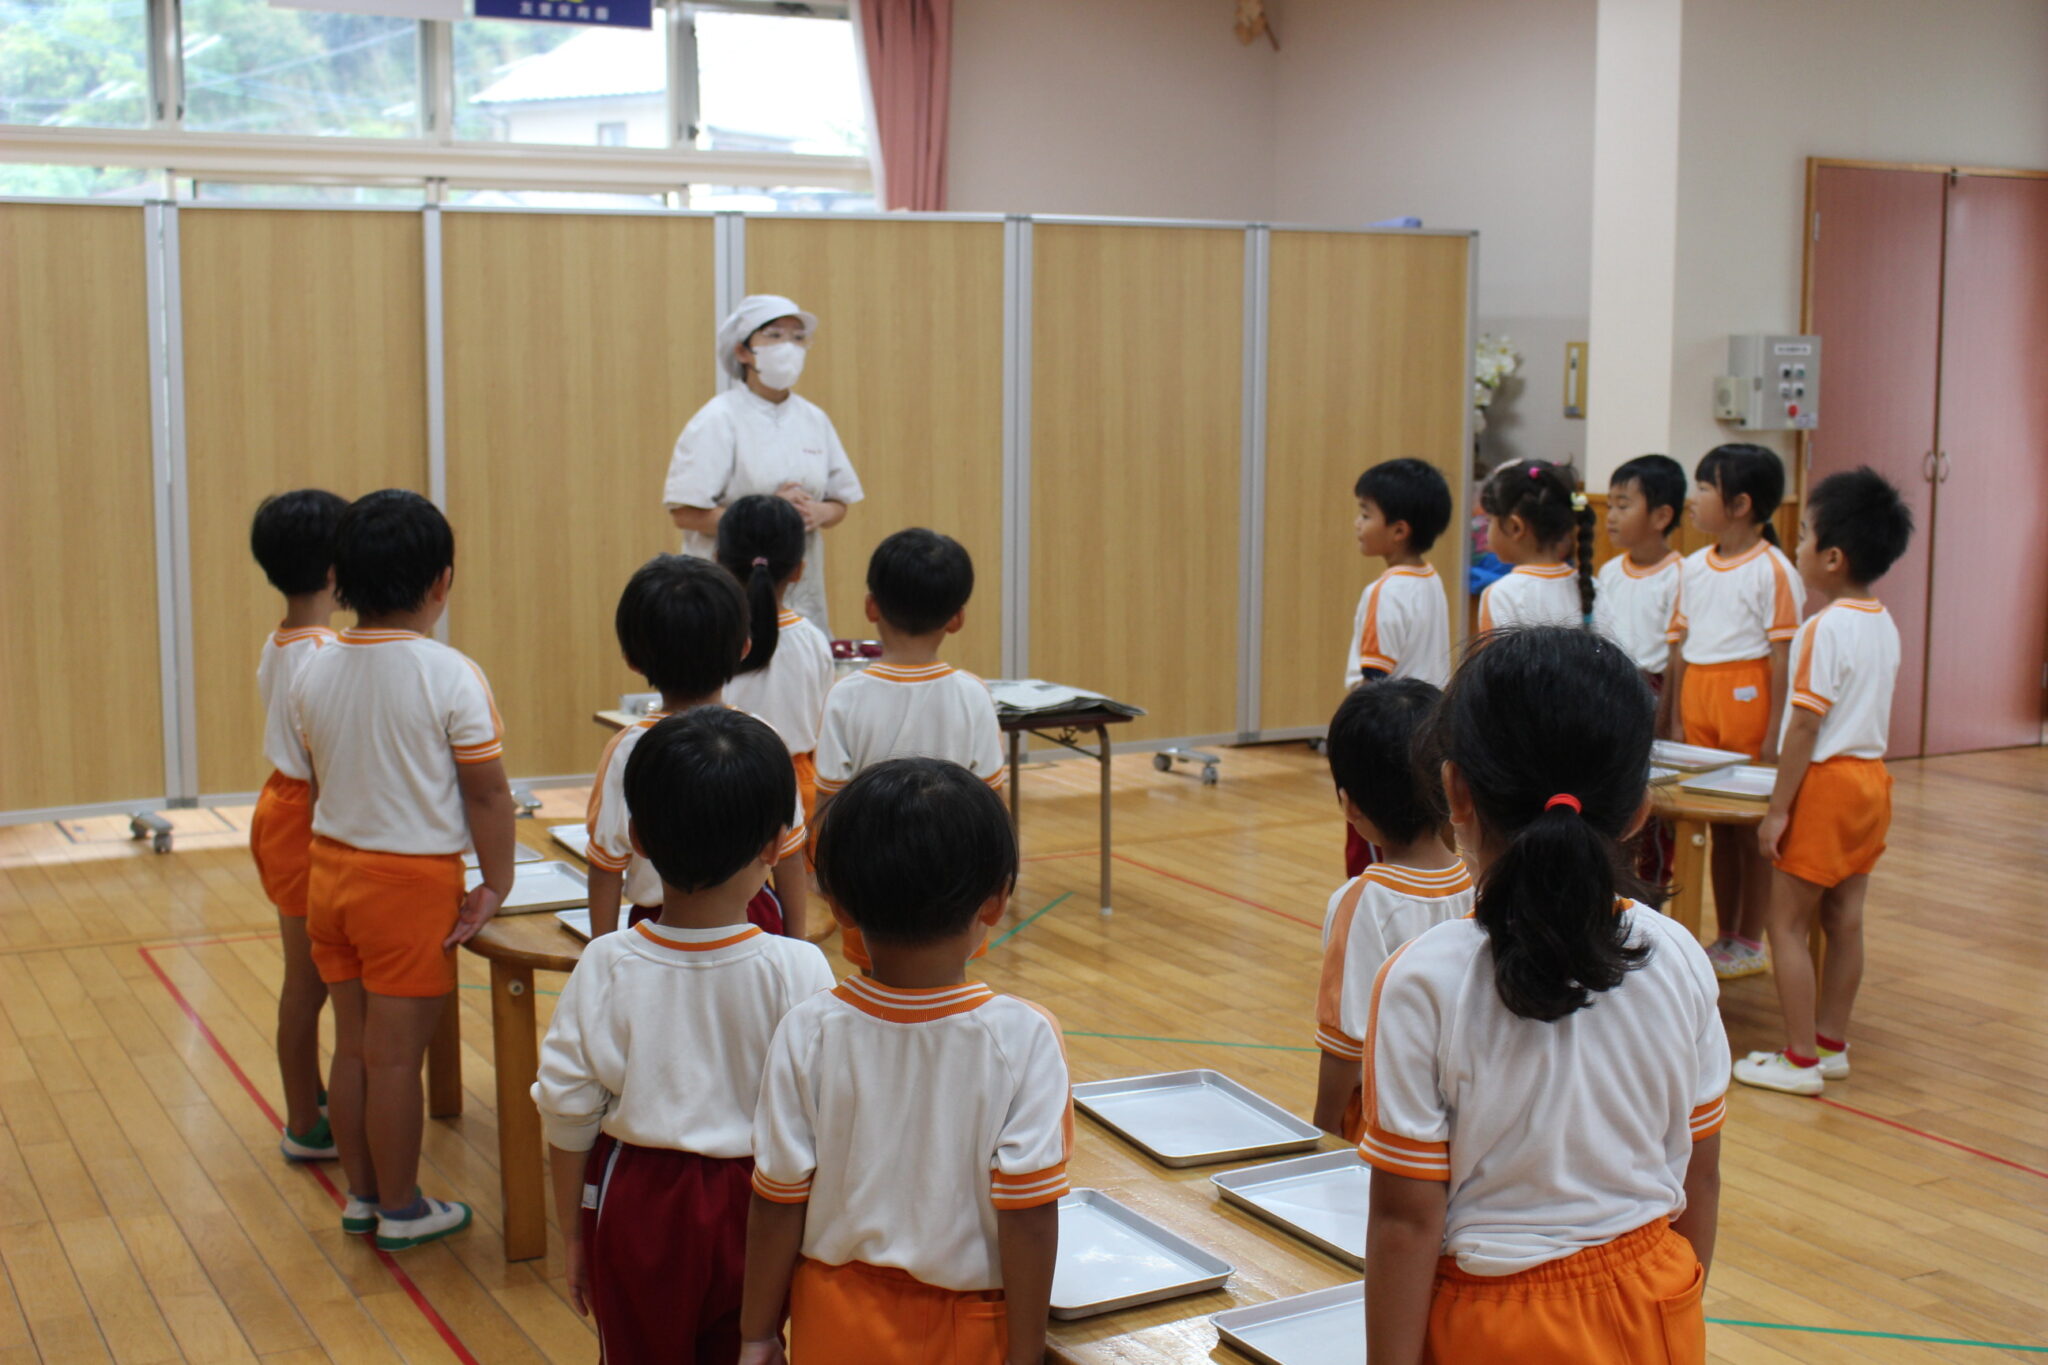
[473, 0, 651, 28]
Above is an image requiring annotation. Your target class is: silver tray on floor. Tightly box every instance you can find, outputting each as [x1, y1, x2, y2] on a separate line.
[1679, 763, 1777, 800]
[548, 823, 590, 860]
[555, 908, 592, 941]
[1050, 1189, 1233, 1320]
[1212, 1281, 1365, 1365]
[1650, 739, 1751, 771]
[463, 861, 589, 914]
[462, 843, 542, 869]
[1211, 1150, 1371, 1267]
[1071, 1070, 1322, 1167]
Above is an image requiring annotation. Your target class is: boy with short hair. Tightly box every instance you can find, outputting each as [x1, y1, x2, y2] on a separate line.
[248, 488, 349, 1163]
[293, 489, 517, 1250]
[584, 554, 810, 939]
[535, 709, 833, 1362]
[1312, 679, 1471, 1141]
[1736, 468, 1912, 1096]
[740, 759, 1069, 1365]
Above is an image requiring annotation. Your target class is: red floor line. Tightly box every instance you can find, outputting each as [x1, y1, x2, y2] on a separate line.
[1814, 1095, 2048, 1182]
[1021, 849, 1100, 864]
[1109, 854, 1321, 929]
[136, 945, 483, 1365]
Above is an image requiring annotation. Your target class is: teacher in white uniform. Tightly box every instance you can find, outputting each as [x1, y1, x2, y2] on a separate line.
[663, 294, 864, 634]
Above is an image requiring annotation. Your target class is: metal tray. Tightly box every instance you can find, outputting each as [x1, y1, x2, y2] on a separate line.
[1679, 763, 1776, 800]
[1651, 739, 1751, 771]
[548, 823, 590, 860]
[463, 861, 589, 914]
[1050, 1189, 1232, 1320]
[555, 908, 592, 942]
[462, 843, 542, 869]
[1648, 764, 1684, 786]
[1211, 1151, 1370, 1267]
[1071, 1070, 1322, 1167]
[1212, 1281, 1365, 1365]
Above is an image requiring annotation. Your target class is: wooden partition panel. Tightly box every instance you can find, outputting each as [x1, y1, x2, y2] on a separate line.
[0, 205, 163, 809]
[182, 208, 429, 794]
[1031, 224, 1244, 742]
[444, 212, 717, 778]
[1260, 232, 1469, 734]
[746, 218, 1005, 677]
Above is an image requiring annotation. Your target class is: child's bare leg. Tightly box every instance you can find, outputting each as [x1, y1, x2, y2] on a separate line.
[325, 980, 377, 1199]
[1736, 838, 1774, 943]
[1708, 825, 1744, 939]
[1763, 869, 1825, 1058]
[1815, 875, 1869, 1046]
[364, 993, 448, 1212]
[277, 916, 328, 1136]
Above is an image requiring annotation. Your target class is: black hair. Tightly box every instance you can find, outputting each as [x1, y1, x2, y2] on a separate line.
[332, 489, 454, 617]
[1608, 455, 1687, 537]
[813, 757, 1018, 947]
[867, 528, 974, 636]
[1808, 467, 1914, 584]
[1326, 678, 1443, 847]
[250, 489, 349, 596]
[614, 554, 748, 699]
[715, 495, 807, 677]
[623, 707, 794, 894]
[1479, 460, 1597, 620]
[1696, 443, 1785, 548]
[1353, 458, 1453, 553]
[1423, 626, 1654, 1022]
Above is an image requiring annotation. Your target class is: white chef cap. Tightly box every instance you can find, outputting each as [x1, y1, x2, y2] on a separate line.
[717, 294, 819, 380]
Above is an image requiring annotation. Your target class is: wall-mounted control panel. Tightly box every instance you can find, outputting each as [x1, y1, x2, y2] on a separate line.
[1715, 334, 1820, 431]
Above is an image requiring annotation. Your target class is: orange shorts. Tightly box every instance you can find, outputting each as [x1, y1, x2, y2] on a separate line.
[306, 837, 463, 997]
[790, 1258, 1006, 1365]
[249, 772, 315, 917]
[1427, 1219, 1704, 1365]
[1680, 657, 1773, 758]
[1775, 756, 1891, 888]
[792, 749, 819, 825]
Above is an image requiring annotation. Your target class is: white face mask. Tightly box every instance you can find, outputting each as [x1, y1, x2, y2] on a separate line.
[751, 341, 806, 390]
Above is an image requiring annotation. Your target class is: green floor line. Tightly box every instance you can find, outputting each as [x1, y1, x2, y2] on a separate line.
[1063, 1029, 1319, 1054]
[1708, 1318, 2047, 1353]
[992, 892, 1073, 947]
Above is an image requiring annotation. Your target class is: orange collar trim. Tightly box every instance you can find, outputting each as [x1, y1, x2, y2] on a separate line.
[864, 662, 956, 683]
[1830, 598, 1884, 614]
[1705, 541, 1771, 571]
[272, 625, 336, 646]
[777, 610, 805, 628]
[834, 975, 995, 1022]
[633, 922, 762, 952]
[1619, 551, 1681, 579]
[1512, 563, 1575, 579]
[338, 628, 426, 644]
[1363, 862, 1474, 898]
[1383, 564, 1438, 578]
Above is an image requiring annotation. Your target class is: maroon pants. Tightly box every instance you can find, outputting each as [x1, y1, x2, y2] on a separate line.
[584, 1135, 754, 1364]
[1343, 824, 1382, 879]
[627, 886, 784, 936]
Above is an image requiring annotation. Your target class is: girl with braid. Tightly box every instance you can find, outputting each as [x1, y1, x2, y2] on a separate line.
[1475, 460, 1597, 631]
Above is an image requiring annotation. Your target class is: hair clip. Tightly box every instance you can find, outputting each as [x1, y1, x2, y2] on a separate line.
[752, 556, 769, 567]
[1528, 465, 1543, 479]
[1570, 492, 1589, 511]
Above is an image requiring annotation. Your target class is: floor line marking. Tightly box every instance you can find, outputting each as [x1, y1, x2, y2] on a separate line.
[1813, 1095, 2048, 1182]
[1109, 854, 1321, 929]
[1708, 1316, 2047, 1353]
[991, 892, 1073, 948]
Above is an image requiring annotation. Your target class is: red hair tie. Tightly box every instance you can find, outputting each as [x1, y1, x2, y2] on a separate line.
[1545, 793, 1582, 814]
[751, 557, 769, 567]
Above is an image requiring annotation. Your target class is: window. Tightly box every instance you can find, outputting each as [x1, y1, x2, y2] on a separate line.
[0, 0, 151, 129]
[455, 11, 668, 148]
[188, 179, 424, 203]
[686, 184, 873, 213]
[445, 186, 668, 209]
[595, 120, 627, 146]
[180, 0, 420, 137]
[691, 7, 865, 157]
[0, 162, 157, 196]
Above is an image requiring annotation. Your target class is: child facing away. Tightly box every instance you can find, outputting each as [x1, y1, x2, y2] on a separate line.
[1312, 679, 1471, 1141]
[739, 759, 1070, 1365]
[292, 490, 518, 1250]
[534, 708, 834, 1362]
[719, 495, 837, 825]
[814, 528, 1006, 971]
[585, 555, 811, 939]
[1663, 443, 1801, 980]
[1736, 469, 1912, 1096]
[1361, 627, 1726, 1365]
[1346, 458, 1455, 691]
[247, 489, 349, 1163]
[1475, 460, 1596, 632]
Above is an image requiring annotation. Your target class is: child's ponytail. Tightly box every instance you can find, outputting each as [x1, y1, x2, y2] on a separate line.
[1425, 627, 1655, 1021]
[1697, 443, 1785, 548]
[1572, 493, 1597, 622]
[715, 495, 807, 677]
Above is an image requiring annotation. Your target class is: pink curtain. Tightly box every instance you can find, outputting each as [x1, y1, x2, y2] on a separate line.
[854, 0, 953, 212]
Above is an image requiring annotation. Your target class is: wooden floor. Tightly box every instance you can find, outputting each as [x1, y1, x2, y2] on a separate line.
[1, 743, 2044, 1363]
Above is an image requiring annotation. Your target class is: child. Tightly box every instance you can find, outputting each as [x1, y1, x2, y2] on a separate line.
[293, 489, 516, 1250]
[1312, 679, 1470, 1142]
[1475, 460, 1595, 631]
[1361, 626, 1726, 1365]
[585, 555, 810, 939]
[814, 528, 1005, 971]
[739, 759, 1069, 1365]
[534, 708, 834, 1361]
[719, 495, 837, 825]
[247, 488, 349, 1163]
[1735, 469, 1911, 1095]
[1346, 459, 1454, 690]
[1664, 443, 1800, 979]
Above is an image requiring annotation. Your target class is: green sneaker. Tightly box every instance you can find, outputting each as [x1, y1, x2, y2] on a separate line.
[375, 1197, 473, 1251]
[280, 1117, 337, 1162]
[341, 1194, 378, 1236]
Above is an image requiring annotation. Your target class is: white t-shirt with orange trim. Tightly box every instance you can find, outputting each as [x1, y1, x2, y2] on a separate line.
[751, 977, 1073, 1293]
[257, 625, 335, 780]
[1345, 565, 1452, 688]
[1477, 563, 1582, 632]
[813, 663, 1007, 795]
[1666, 541, 1802, 665]
[1593, 551, 1682, 675]
[292, 629, 504, 856]
[1315, 862, 1474, 1062]
[585, 709, 808, 909]
[724, 610, 835, 756]
[1783, 599, 1899, 762]
[531, 920, 832, 1157]
[1358, 901, 1728, 1276]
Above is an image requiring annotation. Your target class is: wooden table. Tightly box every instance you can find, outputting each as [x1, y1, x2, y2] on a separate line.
[1651, 780, 1767, 940]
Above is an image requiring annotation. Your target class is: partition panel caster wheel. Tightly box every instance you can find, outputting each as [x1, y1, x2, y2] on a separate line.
[1152, 753, 1172, 773]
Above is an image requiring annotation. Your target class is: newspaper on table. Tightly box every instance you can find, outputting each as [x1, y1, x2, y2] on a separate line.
[987, 679, 1146, 720]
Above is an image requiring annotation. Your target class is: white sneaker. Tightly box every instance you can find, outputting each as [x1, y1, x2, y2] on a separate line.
[279, 1117, 337, 1163]
[1818, 1047, 1850, 1080]
[1712, 940, 1769, 980]
[340, 1194, 378, 1236]
[375, 1196, 473, 1251]
[1734, 1049, 1823, 1096]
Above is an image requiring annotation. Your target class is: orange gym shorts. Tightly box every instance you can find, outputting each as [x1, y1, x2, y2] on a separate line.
[1774, 756, 1891, 888]
[306, 836, 463, 997]
[792, 749, 820, 825]
[1680, 657, 1773, 758]
[1425, 1218, 1705, 1365]
[248, 772, 315, 917]
[789, 1259, 1006, 1365]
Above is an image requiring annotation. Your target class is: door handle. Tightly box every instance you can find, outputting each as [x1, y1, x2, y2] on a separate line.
[1937, 450, 1952, 483]
[1923, 450, 1937, 482]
